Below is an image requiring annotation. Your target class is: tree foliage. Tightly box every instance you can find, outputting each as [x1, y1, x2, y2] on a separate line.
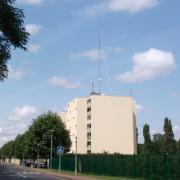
[177, 139, 180, 154]
[136, 127, 138, 144]
[13, 132, 29, 159]
[26, 111, 71, 160]
[0, 111, 71, 160]
[0, 140, 15, 158]
[151, 133, 164, 154]
[138, 117, 178, 155]
[163, 117, 176, 154]
[143, 124, 152, 153]
[0, 0, 29, 81]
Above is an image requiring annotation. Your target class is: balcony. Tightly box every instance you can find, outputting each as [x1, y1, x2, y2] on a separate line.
[87, 114, 91, 120]
[87, 141, 91, 149]
[87, 133, 91, 141]
[87, 124, 91, 133]
[87, 128, 91, 133]
[87, 107, 91, 112]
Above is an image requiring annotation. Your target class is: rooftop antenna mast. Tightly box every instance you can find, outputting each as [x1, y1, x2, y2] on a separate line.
[130, 88, 133, 98]
[98, 25, 101, 94]
[91, 82, 95, 94]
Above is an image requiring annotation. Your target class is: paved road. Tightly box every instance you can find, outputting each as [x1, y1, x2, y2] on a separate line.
[0, 163, 69, 180]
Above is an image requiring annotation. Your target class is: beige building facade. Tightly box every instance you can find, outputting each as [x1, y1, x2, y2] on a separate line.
[60, 94, 137, 155]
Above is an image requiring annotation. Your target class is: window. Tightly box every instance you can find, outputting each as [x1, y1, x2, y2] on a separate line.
[87, 141, 91, 148]
[87, 107, 91, 112]
[87, 133, 91, 141]
[87, 114, 91, 120]
[87, 124, 91, 129]
[87, 124, 91, 133]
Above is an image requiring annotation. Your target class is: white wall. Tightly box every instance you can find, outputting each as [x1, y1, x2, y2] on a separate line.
[90, 95, 136, 154]
[62, 95, 137, 155]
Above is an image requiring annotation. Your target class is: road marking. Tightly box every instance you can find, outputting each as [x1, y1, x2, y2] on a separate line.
[23, 171, 40, 175]
[17, 173, 27, 178]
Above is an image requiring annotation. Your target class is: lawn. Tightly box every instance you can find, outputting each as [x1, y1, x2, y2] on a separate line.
[51, 169, 143, 180]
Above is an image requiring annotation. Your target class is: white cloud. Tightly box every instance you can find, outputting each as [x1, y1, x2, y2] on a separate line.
[70, 49, 106, 61]
[17, 0, 43, 5]
[0, 135, 15, 147]
[85, 0, 159, 15]
[70, 47, 123, 61]
[48, 76, 83, 89]
[118, 48, 176, 83]
[8, 66, 26, 80]
[173, 125, 180, 139]
[28, 44, 40, 53]
[26, 24, 42, 36]
[0, 123, 28, 147]
[108, 0, 159, 13]
[9, 105, 38, 121]
[17, 0, 60, 5]
[136, 104, 145, 113]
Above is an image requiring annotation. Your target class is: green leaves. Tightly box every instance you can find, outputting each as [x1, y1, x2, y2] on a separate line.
[0, 140, 15, 158]
[0, 0, 29, 81]
[0, 111, 71, 160]
[27, 111, 71, 159]
[163, 117, 176, 154]
[143, 124, 152, 154]
[140, 118, 177, 155]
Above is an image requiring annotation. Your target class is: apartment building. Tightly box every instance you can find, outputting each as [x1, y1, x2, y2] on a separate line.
[60, 94, 137, 155]
[60, 98, 87, 154]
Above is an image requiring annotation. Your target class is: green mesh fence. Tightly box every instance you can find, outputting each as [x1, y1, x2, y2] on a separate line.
[51, 154, 180, 179]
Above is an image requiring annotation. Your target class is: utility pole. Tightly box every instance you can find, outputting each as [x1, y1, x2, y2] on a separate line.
[37, 143, 39, 159]
[75, 136, 77, 176]
[50, 133, 53, 171]
[59, 153, 61, 173]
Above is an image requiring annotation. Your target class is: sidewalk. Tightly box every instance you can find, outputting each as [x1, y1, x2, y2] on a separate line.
[1, 162, 96, 180]
[26, 167, 96, 180]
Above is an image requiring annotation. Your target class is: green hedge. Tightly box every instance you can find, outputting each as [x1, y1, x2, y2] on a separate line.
[51, 154, 180, 179]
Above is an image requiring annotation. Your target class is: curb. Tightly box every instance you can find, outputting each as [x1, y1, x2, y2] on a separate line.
[0, 162, 96, 180]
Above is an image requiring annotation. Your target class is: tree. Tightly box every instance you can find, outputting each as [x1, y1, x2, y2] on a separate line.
[26, 111, 71, 161]
[143, 124, 152, 153]
[163, 117, 176, 154]
[0, 111, 71, 162]
[0, 140, 15, 158]
[137, 144, 144, 154]
[136, 127, 138, 144]
[152, 133, 164, 154]
[0, 132, 29, 160]
[13, 132, 29, 159]
[176, 139, 180, 154]
[0, 0, 29, 81]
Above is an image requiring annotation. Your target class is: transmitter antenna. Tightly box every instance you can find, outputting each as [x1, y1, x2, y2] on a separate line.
[98, 25, 101, 93]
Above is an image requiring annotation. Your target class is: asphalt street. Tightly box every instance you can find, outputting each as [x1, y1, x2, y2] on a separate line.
[0, 163, 69, 180]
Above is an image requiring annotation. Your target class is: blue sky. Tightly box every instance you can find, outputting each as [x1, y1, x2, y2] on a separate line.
[0, 0, 180, 146]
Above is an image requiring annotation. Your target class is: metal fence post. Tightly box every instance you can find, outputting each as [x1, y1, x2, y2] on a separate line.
[50, 133, 53, 171]
[164, 153, 167, 180]
[75, 136, 77, 176]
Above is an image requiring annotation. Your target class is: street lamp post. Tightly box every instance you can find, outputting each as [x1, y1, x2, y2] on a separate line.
[50, 132, 53, 171]
[37, 143, 40, 159]
[75, 136, 77, 176]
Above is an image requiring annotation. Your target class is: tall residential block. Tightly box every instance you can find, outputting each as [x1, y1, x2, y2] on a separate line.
[60, 94, 137, 155]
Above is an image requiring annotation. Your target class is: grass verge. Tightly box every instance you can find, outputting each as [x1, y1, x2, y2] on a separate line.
[50, 169, 143, 180]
